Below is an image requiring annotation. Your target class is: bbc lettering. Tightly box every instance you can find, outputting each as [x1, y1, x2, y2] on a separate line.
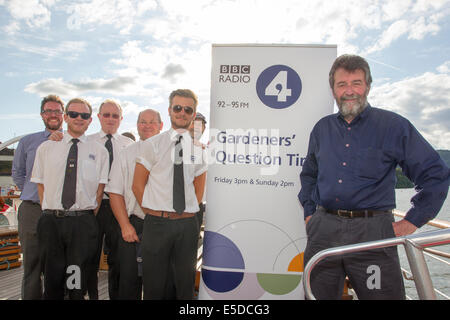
[219, 65, 251, 83]
[220, 65, 250, 74]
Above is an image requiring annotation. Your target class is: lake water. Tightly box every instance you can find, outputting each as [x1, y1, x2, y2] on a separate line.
[395, 188, 449, 300]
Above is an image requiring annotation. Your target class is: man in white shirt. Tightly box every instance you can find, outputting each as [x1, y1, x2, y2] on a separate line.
[31, 98, 109, 299]
[105, 109, 163, 299]
[87, 99, 134, 300]
[133, 89, 207, 300]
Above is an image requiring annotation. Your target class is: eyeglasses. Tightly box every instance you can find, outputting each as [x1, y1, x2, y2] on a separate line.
[42, 109, 63, 115]
[138, 121, 161, 126]
[172, 105, 194, 115]
[67, 111, 91, 120]
[101, 113, 121, 119]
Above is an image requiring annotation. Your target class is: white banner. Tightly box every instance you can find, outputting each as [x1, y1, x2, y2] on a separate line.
[199, 44, 337, 299]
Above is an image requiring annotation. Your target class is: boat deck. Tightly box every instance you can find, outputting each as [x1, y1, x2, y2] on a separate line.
[0, 264, 110, 300]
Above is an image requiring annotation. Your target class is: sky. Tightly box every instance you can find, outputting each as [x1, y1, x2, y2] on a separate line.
[1, 0, 449, 150]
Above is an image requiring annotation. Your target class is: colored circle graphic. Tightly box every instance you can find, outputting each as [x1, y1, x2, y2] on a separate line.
[202, 231, 245, 293]
[201, 228, 305, 298]
[256, 273, 302, 295]
[256, 64, 302, 109]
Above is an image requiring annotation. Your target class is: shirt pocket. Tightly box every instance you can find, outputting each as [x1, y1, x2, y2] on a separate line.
[355, 148, 384, 179]
[82, 159, 98, 182]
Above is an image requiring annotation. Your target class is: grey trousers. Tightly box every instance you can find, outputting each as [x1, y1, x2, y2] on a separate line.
[142, 214, 199, 300]
[17, 201, 43, 300]
[303, 207, 405, 300]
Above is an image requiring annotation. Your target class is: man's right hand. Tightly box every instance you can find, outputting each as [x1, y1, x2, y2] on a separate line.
[48, 131, 63, 141]
[305, 215, 312, 226]
[121, 222, 140, 243]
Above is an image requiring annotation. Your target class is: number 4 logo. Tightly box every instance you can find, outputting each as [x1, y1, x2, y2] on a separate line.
[265, 70, 292, 102]
[256, 65, 302, 109]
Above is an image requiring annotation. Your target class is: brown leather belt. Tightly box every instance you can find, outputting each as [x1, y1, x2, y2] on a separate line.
[145, 208, 195, 220]
[319, 206, 391, 218]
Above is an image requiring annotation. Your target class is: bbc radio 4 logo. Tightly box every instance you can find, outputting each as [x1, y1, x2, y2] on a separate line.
[256, 65, 302, 109]
[219, 65, 251, 83]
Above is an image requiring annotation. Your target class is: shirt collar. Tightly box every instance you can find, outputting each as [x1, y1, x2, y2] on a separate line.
[336, 103, 372, 125]
[100, 129, 118, 140]
[169, 127, 192, 143]
[43, 128, 63, 138]
[63, 132, 87, 144]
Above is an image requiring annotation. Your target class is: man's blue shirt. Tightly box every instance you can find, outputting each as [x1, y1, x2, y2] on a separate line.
[298, 105, 450, 228]
[12, 130, 52, 203]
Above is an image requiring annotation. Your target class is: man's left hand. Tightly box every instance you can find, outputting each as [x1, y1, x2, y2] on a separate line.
[392, 219, 417, 237]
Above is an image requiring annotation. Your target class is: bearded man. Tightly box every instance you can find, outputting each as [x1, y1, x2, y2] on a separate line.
[298, 54, 449, 300]
[12, 94, 65, 299]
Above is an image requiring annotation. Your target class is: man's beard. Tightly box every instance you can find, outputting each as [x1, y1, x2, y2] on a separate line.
[44, 118, 62, 130]
[337, 93, 368, 120]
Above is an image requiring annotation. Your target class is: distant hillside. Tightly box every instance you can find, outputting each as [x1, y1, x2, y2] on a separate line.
[396, 149, 449, 189]
[437, 150, 450, 167]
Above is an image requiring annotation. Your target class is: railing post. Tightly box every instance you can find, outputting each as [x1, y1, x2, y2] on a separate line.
[403, 239, 437, 300]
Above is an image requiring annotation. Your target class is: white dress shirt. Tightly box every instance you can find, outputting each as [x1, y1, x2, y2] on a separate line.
[105, 140, 145, 219]
[31, 133, 109, 211]
[88, 130, 134, 198]
[136, 128, 208, 213]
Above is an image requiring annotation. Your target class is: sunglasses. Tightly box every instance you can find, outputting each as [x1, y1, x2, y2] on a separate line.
[101, 113, 121, 119]
[172, 105, 194, 115]
[67, 111, 91, 120]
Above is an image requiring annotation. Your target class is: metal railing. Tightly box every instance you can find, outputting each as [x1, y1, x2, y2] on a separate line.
[0, 135, 25, 152]
[303, 228, 450, 300]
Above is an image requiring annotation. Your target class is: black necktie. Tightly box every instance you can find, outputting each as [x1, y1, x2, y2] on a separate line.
[105, 134, 113, 171]
[62, 138, 79, 210]
[173, 135, 185, 214]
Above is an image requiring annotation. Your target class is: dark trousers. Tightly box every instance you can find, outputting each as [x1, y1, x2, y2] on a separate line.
[118, 215, 144, 300]
[87, 199, 120, 300]
[142, 214, 199, 300]
[303, 208, 405, 300]
[17, 201, 43, 300]
[37, 212, 98, 300]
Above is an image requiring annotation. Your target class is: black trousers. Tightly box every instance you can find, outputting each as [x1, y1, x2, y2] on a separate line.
[87, 199, 120, 300]
[118, 215, 144, 300]
[303, 208, 405, 300]
[37, 211, 98, 300]
[142, 214, 199, 300]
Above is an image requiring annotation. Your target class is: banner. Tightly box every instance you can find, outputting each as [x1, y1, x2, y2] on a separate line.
[199, 44, 337, 299]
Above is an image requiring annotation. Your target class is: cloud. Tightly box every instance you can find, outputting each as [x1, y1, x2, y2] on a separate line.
[437, 61, 450, 74]
[3, 0, 52, 28]
[369, 72, 450, 149]
[13, 40, 87, 60]
[366, 20, 409, 54]
[24, 76, 136, 98]
[365, 1, 449, 54]
[162, 63, 186, 83]
[65, 0, 157, 34]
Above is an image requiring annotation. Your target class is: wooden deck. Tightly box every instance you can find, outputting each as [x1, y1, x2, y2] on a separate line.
[0, 263, 110, 300]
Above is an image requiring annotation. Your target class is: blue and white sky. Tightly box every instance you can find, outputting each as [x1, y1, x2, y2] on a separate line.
[1, 0, 449, 149]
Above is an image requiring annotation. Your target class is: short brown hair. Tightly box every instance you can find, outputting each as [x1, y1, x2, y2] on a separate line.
[40, 94, 64, 113]
[329, 54, 372, 89]
[169, 89, 198, 109]
[65, 98, 92, 114]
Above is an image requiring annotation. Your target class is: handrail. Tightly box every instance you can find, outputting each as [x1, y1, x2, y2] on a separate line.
[393, 209, 450, 229]
[303, 228, 450, 300]
[0, 135, 25, 152]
